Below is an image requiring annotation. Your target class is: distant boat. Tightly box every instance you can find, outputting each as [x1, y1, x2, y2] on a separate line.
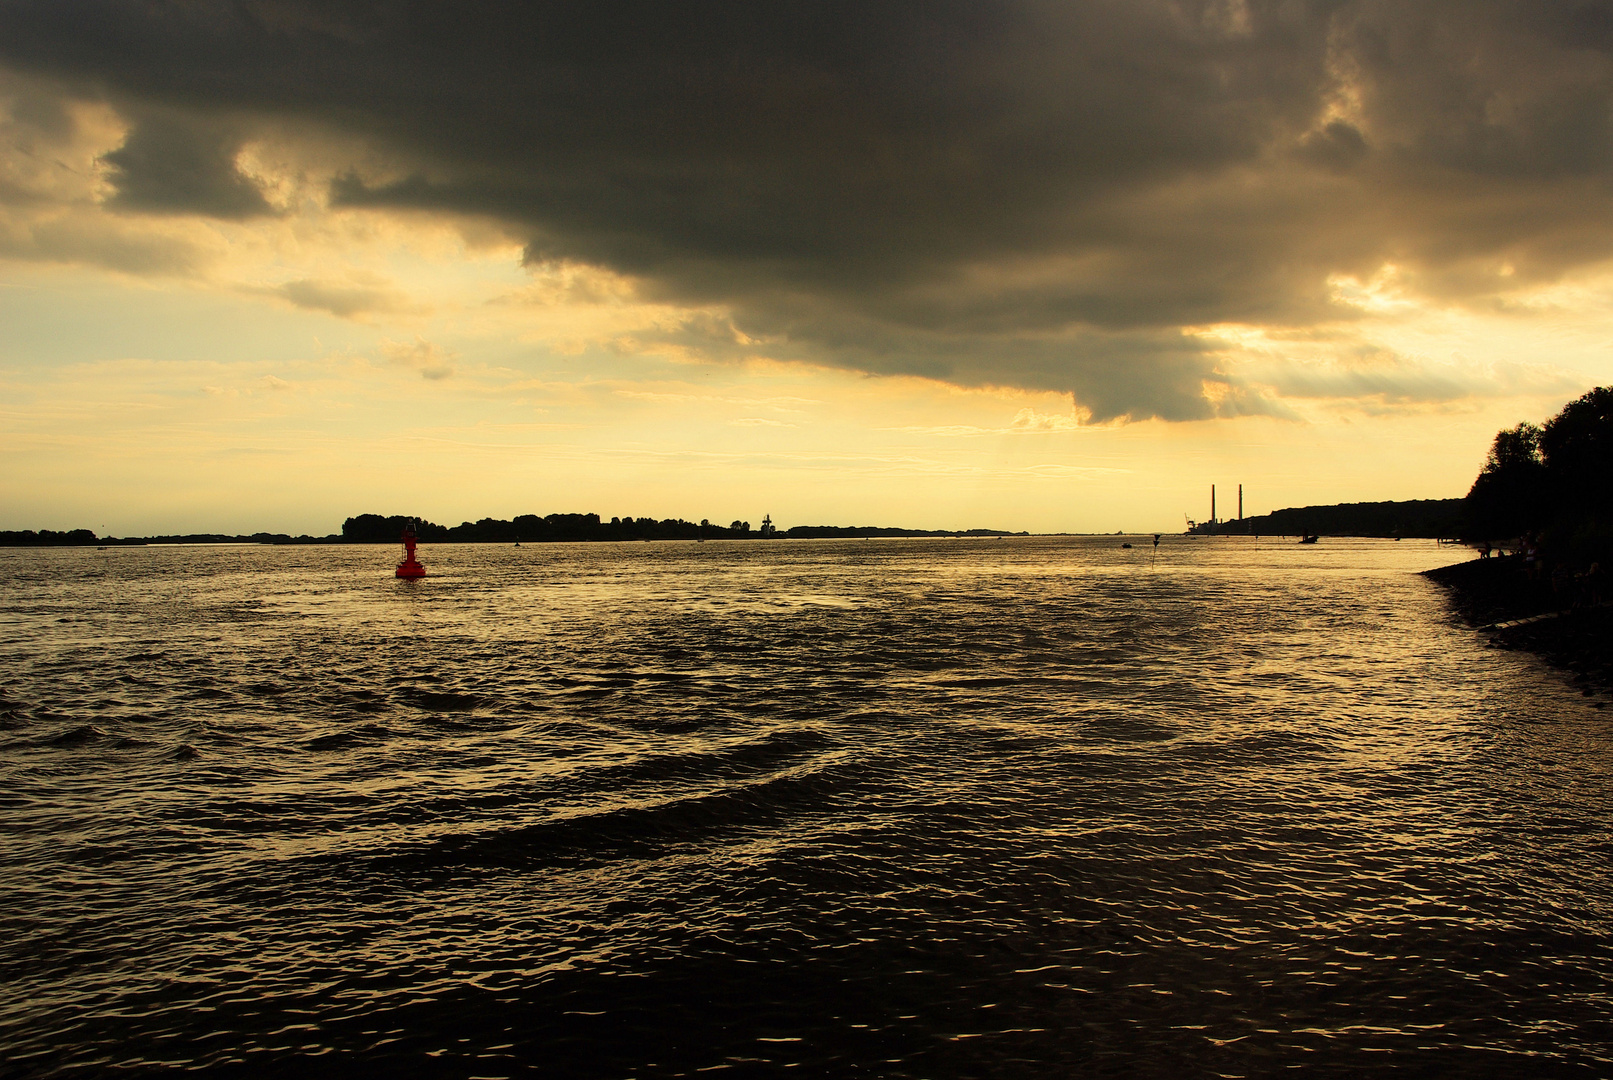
[1299, 535, 1319, 544]
[1121, 542, 1133, 548]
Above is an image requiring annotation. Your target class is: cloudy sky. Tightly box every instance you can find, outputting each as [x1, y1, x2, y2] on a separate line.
[2, 0, 1611, 535]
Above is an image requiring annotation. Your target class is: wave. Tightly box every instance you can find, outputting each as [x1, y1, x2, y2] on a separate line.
[363, 762, 857, 877]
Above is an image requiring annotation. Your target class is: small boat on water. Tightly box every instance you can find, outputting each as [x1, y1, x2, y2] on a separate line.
[1299, 534, 1319, 544]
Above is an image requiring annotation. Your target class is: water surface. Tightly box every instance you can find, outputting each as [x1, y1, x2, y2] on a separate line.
[3, 536, 1611, 1077]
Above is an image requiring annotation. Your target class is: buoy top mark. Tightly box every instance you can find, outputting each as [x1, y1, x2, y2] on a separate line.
[396, 522, 426, 578]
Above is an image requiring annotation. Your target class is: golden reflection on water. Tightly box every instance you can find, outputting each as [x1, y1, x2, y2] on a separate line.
[2, 537, 1612, 1076]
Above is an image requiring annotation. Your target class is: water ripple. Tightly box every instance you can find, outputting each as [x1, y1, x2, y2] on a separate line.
[1, 537, 1611, 1077]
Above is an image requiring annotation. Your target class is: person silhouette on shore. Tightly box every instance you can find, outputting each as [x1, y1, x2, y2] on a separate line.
[1583, 562, 1606, 608]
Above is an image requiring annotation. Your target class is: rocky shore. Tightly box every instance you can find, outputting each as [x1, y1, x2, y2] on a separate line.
[1424, 555, 1613, 702]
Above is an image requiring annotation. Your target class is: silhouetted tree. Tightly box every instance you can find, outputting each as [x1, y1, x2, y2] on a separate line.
[0, 529, 99, 546]
[1540, 387, 1613, 559]
[1465, 387, 1613, 561]
[343, 514, 449, 542]
[1466, 422, 1547, 540]
[1541, 387, 1613, 510]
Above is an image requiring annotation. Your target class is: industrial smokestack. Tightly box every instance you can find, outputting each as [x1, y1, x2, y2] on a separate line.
[1211, 484, 1216, 527]
[1238, 484, 1243, 521]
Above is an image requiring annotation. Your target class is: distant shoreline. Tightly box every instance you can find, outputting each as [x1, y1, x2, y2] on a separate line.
[6, 495, 1482, 547]
[0, 527, 1035, 548]
[1189, 497, 1464, 539]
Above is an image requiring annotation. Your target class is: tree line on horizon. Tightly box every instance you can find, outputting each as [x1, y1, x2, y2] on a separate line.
[1203, 498, 1466, 539]
[0, 514, 1025, 546]
[0, 514, 757, 546]
[342, 512, 752, 544]
[1180, 387, 1610, 549]
[21, 385, 1608, 551]
[341, 514, 1024, 543]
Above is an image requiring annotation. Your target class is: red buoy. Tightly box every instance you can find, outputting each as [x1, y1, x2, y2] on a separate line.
[396, 522, 426, 578]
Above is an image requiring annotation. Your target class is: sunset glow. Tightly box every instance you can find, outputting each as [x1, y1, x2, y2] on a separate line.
[3, 3, 1611, 534]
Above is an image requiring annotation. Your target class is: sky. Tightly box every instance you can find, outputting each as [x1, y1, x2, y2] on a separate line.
[2, 0, 1612, 536]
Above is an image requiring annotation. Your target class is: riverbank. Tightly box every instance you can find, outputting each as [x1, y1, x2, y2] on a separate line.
[1424, 555, 1613, 701]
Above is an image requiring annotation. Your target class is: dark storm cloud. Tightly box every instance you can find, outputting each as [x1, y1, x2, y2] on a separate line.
[102, 114, 275, 218]
[1, 1, 1610, 419]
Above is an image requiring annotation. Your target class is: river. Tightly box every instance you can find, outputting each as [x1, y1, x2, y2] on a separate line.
[3, 536, 1610, 1076]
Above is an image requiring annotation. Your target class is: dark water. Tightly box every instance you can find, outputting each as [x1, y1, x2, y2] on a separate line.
[4, 537, 1612, 1077]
